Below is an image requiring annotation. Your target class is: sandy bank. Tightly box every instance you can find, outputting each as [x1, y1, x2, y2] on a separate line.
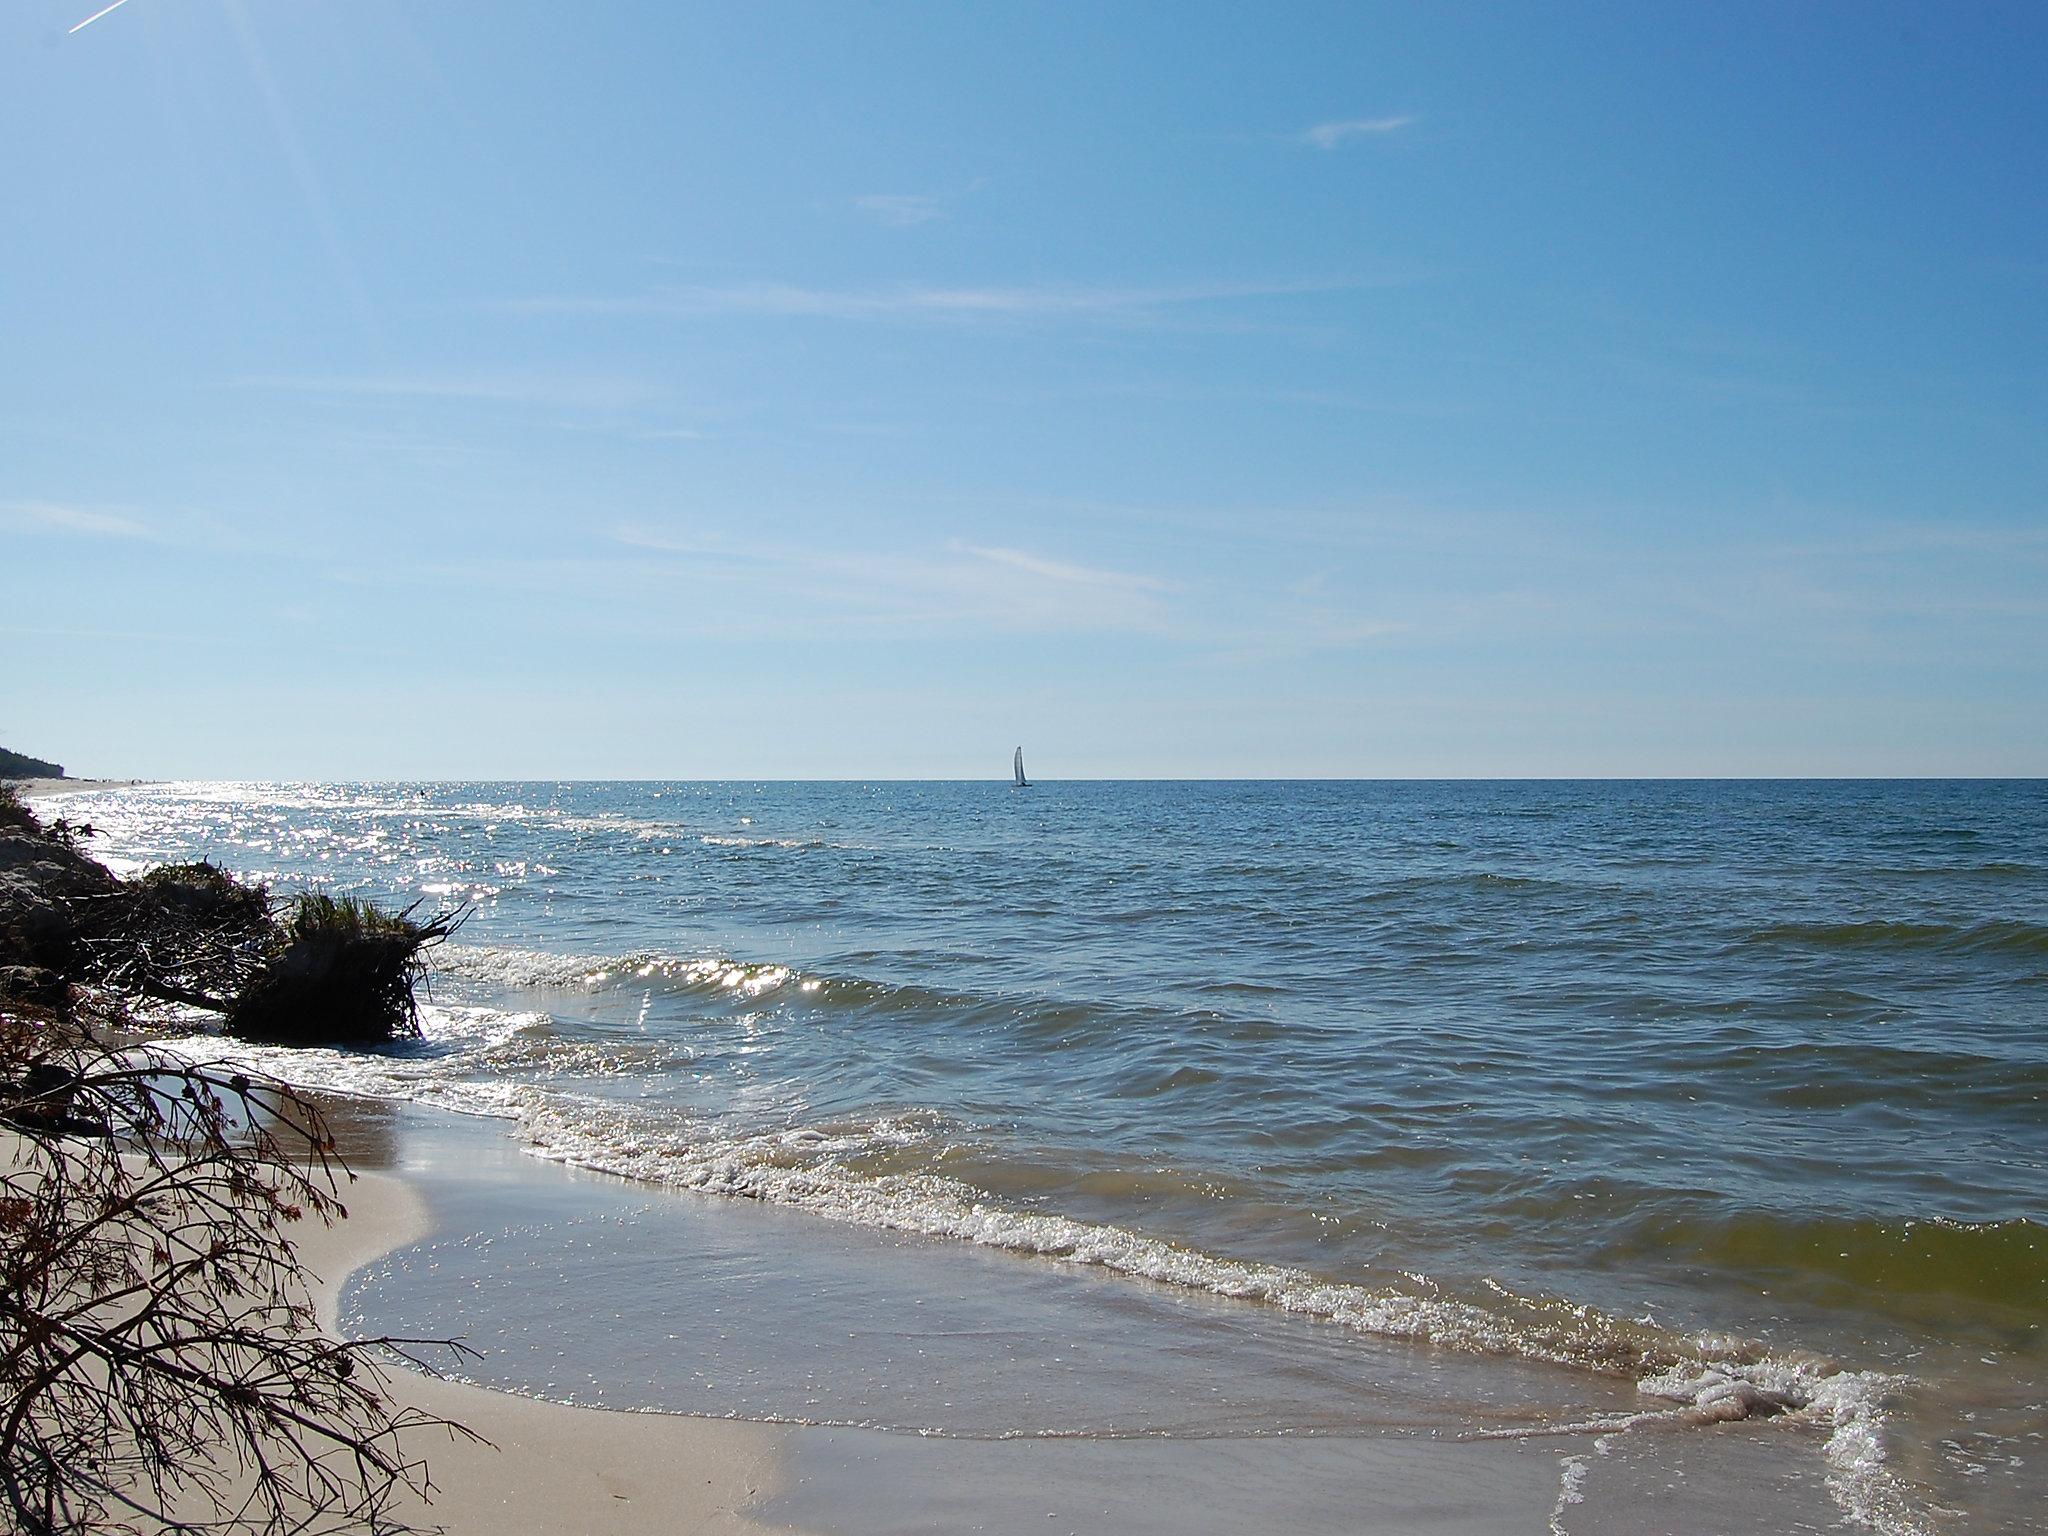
[291, 1168, 791, 1534]
[7, 777, 152, 802]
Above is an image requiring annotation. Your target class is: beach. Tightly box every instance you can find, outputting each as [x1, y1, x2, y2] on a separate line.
[290, 1155, 788, 1536]
[6, 778, 150, 802]
[313, 1100, 1831, 1536]
[30, 778, 2047, 1534]
[11, 9, 2043, 1528]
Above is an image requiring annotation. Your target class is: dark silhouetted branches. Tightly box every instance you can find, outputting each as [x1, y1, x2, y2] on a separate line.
[0, 1005, 479, 1535]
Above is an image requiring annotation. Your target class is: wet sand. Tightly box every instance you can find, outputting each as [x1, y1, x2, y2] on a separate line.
[322, 1102, 1840, 1536]
[294, 1164, 791, 1535]
[0, 1087, 1838, 1534]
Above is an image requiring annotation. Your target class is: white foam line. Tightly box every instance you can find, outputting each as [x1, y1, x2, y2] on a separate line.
[1548, 1451, 1590, 1535]
[435, 943, 801, 998]
[139, 1004, 543, 1122]
[122, 1008, 1938, 1536]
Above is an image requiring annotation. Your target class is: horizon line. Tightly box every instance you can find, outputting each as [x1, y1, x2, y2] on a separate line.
[24, 774, 2046, 788]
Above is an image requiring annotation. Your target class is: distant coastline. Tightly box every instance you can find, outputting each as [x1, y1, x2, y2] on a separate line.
[6, 777, 151, 801]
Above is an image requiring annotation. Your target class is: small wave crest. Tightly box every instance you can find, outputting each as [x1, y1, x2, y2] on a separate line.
[503, 1093, 1928, 1534]
[432, 944, 1294, 1055]
[1743, 918, 2048, 957]
[437, 944, 810, 999]
[141, 1003, 545, 1120]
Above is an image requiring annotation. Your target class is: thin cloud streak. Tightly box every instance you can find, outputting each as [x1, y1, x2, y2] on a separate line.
[1302, 116, 1416, 149]
[2, 500, 158, 541]
[68, 0, 136, 34]
[511, 277, 1377, 325]
[853, 193, 947, 226]
[233, 372, 665, 412]
[608, 528, 1179, 635]
[612, 527, 780, 562]
[596, 528, 1422, 655]
[956, 542, 1175, 592]
[338, 527, 1424, 657]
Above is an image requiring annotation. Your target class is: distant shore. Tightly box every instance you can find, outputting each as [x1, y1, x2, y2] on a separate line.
[7, 777, 153, 802]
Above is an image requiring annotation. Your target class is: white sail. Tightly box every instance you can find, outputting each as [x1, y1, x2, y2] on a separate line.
[1013, 746, 1027, 786]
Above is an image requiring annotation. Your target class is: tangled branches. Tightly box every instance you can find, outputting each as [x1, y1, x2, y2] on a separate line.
[71, 863, 278, 1020]
[227, 898, 461, 1048]
[0, 1006, 478, 1534]
[60, 867, 459, 1048]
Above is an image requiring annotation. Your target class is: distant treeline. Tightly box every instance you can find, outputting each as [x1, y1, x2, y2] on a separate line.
[0, 746, 64, 779]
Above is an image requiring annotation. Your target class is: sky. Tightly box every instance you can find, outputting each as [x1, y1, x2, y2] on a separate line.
[3, 0, 2045, 779]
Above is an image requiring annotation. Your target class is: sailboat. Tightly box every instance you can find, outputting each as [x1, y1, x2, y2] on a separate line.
[1013, 746, 1029, 788]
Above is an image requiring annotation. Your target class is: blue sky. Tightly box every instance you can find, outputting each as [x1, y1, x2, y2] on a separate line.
[3, 1, 2044, 778]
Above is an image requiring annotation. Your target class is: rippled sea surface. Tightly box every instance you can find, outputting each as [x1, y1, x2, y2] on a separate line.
[68, 779, 2047, 1533]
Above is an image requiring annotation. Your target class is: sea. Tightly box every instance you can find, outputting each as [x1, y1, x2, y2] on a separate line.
[62, 779, 2046, 1534]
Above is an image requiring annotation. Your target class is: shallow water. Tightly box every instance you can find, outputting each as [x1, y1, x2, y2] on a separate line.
[69, 778, 2048, 1532]
[343, 1104, 1846, 1536]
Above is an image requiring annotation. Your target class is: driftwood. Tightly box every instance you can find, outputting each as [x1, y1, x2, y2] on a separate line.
[0, 787, 461, 1047]
[73, 862, 278, 1019]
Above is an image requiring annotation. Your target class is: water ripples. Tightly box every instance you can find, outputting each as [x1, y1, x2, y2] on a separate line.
[61, 777, 2048, 1534]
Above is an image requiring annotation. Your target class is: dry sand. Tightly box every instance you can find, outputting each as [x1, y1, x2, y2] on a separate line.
[0, 1123, 791, 1535]
[293, 1169, 792, 1535]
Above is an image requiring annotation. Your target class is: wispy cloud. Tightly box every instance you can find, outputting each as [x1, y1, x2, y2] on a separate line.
[956, 542, 1174, 593]
[612, 527, 776, 562]
[232, 372, 664, 412]
[376, 523, 1421, 656]
[1301, 116, 1415, 149]
[607, 528, 1178, 635]
[1, 500, 158, 541]
[853, 193, 947, 227]
[513, 277, 1369, 326]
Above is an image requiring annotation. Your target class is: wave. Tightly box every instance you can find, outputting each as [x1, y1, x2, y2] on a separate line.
[1742, 918, 2048, 957]
[128, 1006, 1933, 1535]
[437, 943, 815, 999]
[505, 1097, 1923, 1534]
[432, 944, 1312, 1058]
[143, 1003, 544, 1119]
[1863, 861, 2045, 881]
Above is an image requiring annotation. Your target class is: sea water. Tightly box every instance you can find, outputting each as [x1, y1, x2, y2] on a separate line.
[67, 779, 2047, 1532]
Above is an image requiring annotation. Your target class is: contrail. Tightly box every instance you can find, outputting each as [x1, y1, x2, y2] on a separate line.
[69, 0, 137, 33]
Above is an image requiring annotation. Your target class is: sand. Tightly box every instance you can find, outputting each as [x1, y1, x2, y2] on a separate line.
[7, 776, 154, 806]
[2, 776, 784, 1532]
[335, 1109, 1834, 1536]
[0, 1100, 1826, 1535]
[292, 1168, 791, 1534]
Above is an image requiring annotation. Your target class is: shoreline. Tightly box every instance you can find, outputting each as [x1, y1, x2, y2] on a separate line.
[18, 777, 2003, 1532]
[7, 776, 153, 803]
[291, 1159, 791, 1534]
[318, 1098, 1845, 1536]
